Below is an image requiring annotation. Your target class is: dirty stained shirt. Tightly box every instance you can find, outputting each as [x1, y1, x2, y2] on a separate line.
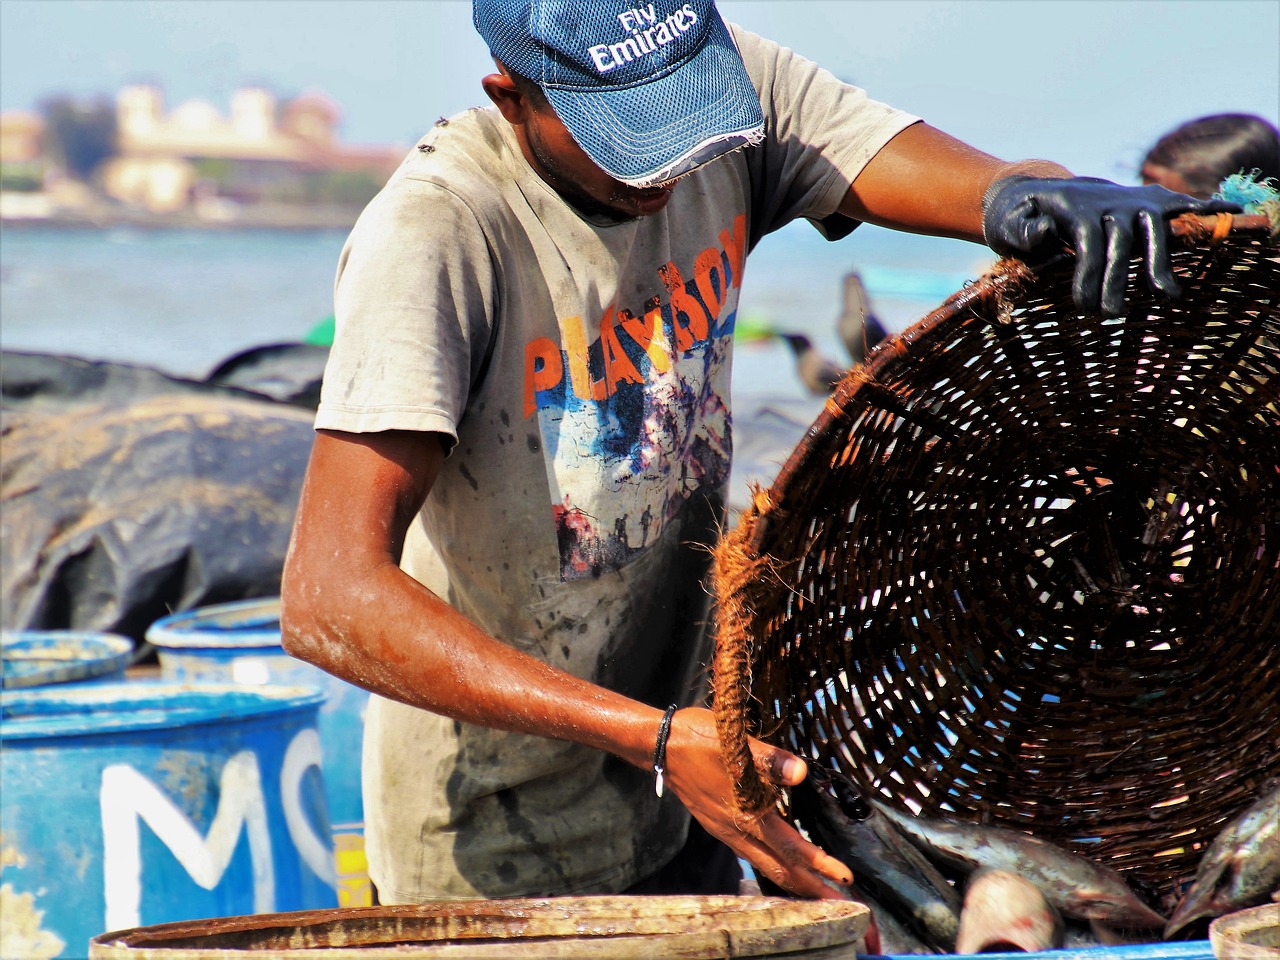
[315, 25, 920, 903]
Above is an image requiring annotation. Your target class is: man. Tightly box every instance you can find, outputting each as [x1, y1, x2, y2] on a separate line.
[281, 0, 1232, 905]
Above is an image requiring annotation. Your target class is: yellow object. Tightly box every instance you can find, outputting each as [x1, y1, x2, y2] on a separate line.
[334, 829, 373, 909]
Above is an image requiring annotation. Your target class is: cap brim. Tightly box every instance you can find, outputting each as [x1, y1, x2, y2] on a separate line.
[545, 15, 764, 188]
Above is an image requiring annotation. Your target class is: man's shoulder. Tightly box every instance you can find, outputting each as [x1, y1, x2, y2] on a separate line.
[389, 107, 515, 201]
[358, 108, 516, 232]
[407, 107, 510, 171]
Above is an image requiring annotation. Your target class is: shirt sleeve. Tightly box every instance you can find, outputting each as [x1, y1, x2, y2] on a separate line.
[315, 175, 497, 443]
[728, 23, 922, 244]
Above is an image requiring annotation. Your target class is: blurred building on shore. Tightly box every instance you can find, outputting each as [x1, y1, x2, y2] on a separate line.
[0, 110, 44, 168]
[0, 110, 54, 219]
[104, 85, 405, 215]
[0, 85, 408, 226]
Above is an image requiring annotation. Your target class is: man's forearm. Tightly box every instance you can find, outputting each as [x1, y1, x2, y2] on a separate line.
[340, 567, 665, 767]
[837, 122, 1070, 242]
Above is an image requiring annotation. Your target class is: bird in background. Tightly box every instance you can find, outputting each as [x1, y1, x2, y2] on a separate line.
[776, 270, 890, 396]
[777, 332, 845, 395]
[837, 270, 890, 366]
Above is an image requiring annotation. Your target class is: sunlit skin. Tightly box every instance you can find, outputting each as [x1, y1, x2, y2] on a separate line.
[481, 65, 677, 222]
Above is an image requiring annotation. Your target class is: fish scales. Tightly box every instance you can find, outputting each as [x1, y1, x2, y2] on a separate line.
[1166, 781, 1280, 938]
[871, 800, 1167, 930]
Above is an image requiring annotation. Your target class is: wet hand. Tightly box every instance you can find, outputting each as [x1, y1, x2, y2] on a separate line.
[661, 706, 853, 899]
[981, 176, 1240, 317]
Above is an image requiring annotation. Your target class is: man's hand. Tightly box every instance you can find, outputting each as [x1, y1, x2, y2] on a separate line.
[981, 176, 1240, 317]
[662, 706, 853, 899]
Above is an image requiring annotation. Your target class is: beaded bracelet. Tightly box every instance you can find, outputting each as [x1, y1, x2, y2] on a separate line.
[652, 704, 678, 798]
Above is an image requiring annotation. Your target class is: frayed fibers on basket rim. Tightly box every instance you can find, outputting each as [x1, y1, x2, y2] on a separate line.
[711, 497, 786, 818]
[1214, 169, 1280, 235]
[977, 257, 1038, 325]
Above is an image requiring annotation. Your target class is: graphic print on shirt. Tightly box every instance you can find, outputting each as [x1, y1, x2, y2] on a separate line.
[525, 214, 746, 581]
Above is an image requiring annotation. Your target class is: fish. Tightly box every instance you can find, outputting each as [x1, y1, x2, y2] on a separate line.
[790, 768, 962, 951]
[871, 801, 1168, 930]
[955, 868, 1064, 954]
[1165, 781, 1280, 939]
[1062, 920, 1104, 950]
[1062, 918, 1145, 949]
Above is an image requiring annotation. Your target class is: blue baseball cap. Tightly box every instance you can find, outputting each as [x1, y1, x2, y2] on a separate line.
[474, 0, 765, 187]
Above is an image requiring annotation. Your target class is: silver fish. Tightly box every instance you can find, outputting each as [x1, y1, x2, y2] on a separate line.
[872, 801, 1168, 930]
[791, 769, 962, 951]
[955, 867, 1064, 954]
[1063, 918, 1147, 949]
[1063, 920, 1104, 949]
[1165, 781, 1280, 939]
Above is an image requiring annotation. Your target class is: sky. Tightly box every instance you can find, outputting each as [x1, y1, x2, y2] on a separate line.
[1, 0, 1277, 184]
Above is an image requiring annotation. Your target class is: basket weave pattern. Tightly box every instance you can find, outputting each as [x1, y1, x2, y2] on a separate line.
[712, 217, 1280, 910]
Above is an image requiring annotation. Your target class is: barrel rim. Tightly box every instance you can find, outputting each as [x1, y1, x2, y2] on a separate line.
[0, 680, 326, 740]
[87, 896, 871, 958]
[1209, 903, 1280, 958]
[2, 630, 135, 689]
[146, 597, 283, 650]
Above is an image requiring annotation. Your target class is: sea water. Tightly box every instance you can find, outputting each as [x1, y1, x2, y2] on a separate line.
[0, 226, 345, 378]
[0, 220, 992, 503]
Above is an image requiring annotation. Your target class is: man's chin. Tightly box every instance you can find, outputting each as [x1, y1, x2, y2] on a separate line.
[613, 183, 676, 218]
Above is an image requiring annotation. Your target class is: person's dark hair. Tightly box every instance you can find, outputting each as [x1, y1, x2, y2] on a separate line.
[1143, 113, 1280, 198]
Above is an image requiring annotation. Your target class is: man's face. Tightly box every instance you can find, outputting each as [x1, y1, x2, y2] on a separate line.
[518, 97, 679, 222]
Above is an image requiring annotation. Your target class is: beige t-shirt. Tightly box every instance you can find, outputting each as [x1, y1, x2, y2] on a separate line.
[316, 25, 919, 903]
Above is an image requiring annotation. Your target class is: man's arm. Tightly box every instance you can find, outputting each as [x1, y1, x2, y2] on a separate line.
[836, 122, 1069, 242]
[839, 122, 1238, 316]
[281, 428, 853, 898]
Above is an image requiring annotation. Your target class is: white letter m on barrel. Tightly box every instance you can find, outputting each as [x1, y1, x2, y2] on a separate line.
[100, 751, 274, 930]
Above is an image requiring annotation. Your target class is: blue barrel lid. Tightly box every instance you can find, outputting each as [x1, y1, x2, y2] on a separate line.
[146, 597, 282, 651]
[2, 630, 135, 689]
[0, 681, 325, 740]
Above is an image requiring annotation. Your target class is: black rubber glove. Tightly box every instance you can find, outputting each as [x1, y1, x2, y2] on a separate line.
[981, 176, 1241, 317]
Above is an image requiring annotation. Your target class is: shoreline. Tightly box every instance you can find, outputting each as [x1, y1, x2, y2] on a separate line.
[0, 201, 363, 233]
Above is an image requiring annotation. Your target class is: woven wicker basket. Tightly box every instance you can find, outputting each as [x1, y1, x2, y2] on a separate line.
[712, 214, 1279, 913]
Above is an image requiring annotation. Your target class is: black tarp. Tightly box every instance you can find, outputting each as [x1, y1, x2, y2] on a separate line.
[2, 350, 320, 640]
[205, 342, 330, 407]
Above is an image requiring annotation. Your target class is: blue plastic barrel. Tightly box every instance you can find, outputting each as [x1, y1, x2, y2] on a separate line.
[0, 681, 336, 959]
[2, 630, 134, 689]
[889, 943, 1213, 960]
[146, 597, 371, 907]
